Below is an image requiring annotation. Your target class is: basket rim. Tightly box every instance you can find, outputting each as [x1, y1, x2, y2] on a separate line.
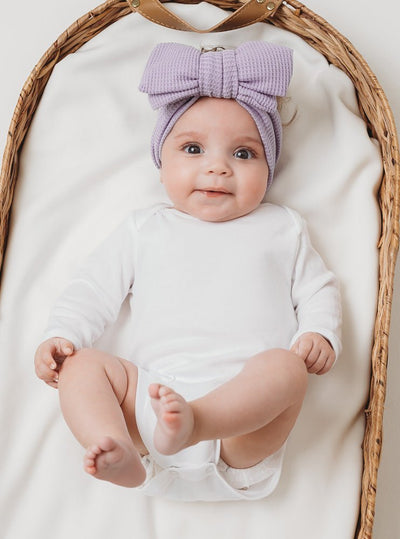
[0, 1, 399, 537]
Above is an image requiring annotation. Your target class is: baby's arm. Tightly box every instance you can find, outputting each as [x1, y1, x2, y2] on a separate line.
[34, 337, 74, 388]
[290, 332, 335, 375]
[39, 215, 137, 360]
[290, 212, 342, 369]
[35, 216, 138, 389]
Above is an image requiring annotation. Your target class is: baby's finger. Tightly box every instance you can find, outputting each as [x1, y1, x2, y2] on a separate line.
[34, 347, 56, 371]
[62, 344, 74, 356]
[42, 366, 59, 384]
[46, 352, 58, 371]
[35, 360, 56, 380]
[35, 352, 60, 380]
[303, 343, 320, 368]
[307, 353, 326, 374]
[35, 347, 57, 370]
[315, 353, 335, 375]
[304, 350, 321, 371]
[49, 340, 74, 366]
[295, 339, 313, 361]
[308, 349, 333, 374]
[46, 379, 59, 389]
[55, 339, 74, 358]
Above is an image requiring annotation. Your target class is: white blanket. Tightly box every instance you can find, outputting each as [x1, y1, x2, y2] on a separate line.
[0, 3, 382, 538]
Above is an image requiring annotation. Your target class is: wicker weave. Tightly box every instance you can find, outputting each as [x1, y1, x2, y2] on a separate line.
[0, 1, 398, 537]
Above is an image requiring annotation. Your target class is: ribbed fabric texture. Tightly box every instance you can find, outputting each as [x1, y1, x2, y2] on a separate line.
[139, 41, 293, 186]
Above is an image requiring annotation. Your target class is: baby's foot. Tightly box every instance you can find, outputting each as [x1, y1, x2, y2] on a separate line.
[149, 384, 195, 455]
[84, 436, 146, 487]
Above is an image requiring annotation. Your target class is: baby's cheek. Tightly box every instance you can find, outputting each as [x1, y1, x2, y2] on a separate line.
[241, 183, 266, 209]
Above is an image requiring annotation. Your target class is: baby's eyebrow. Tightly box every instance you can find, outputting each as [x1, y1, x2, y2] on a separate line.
[235, 136, 264, 147]
[173, 131, 202, 140]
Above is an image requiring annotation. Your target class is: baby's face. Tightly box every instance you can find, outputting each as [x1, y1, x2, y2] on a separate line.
[160, 98, 269, 222]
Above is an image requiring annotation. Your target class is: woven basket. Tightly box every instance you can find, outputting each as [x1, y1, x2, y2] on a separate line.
[0, 1, 398, 537]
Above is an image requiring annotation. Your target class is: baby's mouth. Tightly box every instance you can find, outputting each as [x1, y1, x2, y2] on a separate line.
[197, 188, 231, 198]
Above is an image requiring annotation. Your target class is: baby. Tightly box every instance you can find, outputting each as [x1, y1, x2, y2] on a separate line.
[34, 42, 341, 501]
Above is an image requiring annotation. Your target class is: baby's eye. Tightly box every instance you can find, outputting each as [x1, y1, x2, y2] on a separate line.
[183, 144, 203, 155]
[234, 148, 254, 160]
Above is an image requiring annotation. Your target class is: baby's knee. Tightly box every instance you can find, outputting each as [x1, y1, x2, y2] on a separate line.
[275, 348, 307, 377]
[59, 348, 122, 379]
[59, 348, 134, 404]
[250, 349, 308, 393]
[60, 347, 94, 369]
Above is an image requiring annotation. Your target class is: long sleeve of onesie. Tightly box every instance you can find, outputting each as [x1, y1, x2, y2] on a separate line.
[289, 214, 342, 360]
[43, 216, 137, 349]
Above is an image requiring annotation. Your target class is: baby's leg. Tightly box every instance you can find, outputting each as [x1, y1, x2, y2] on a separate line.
[150, 349, 307, 468]
[58, 348, 146, 487]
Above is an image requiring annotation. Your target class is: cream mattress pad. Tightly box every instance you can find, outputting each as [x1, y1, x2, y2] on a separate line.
[0, 3, 382, 538]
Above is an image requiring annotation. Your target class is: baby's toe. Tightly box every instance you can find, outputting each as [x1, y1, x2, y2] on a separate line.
[84, 457, 95, 468]
[160, 391, 178, 404]
[84, 450, 97, 462]
[87, 445, 101, 457]
[85, 464, 97, 475]
[148, 383, 162, 399]
[159, 385, 177, 398]
[84, 455, 96, 471]
[164, 396, 184, 411]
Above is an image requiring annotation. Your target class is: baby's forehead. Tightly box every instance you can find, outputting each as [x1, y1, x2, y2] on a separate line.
[171, 97, 262, 136]
[180, 96, 247, 116]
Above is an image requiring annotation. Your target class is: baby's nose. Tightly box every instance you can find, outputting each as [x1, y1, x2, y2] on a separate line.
[206, 156, 231, 176]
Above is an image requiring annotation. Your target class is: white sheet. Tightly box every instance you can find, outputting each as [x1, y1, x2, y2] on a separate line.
[0, 3, 382, 538]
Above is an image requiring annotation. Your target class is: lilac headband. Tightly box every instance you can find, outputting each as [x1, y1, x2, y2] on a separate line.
[139, 41, 293, 186]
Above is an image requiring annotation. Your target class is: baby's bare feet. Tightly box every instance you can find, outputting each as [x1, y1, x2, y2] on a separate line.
[84, 436, 146, 487]
[149, 384, 195, 455]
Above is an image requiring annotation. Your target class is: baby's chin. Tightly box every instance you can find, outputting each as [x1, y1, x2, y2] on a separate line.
[174, 197, 260, 223]
[190, 206, 256, 222]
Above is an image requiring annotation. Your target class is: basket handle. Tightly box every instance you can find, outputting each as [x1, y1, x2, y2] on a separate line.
[126, 0, 284, 33]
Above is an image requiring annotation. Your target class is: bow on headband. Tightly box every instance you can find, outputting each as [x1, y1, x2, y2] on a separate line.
[139, 41, 293, 186]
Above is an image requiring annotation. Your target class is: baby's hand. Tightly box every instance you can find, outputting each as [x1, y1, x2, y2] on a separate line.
[34, 337, 74, 388]
[290, 332, 335, 375]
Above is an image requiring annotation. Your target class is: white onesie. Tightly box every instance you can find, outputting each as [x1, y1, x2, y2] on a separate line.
[44, 202, 341, 501]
